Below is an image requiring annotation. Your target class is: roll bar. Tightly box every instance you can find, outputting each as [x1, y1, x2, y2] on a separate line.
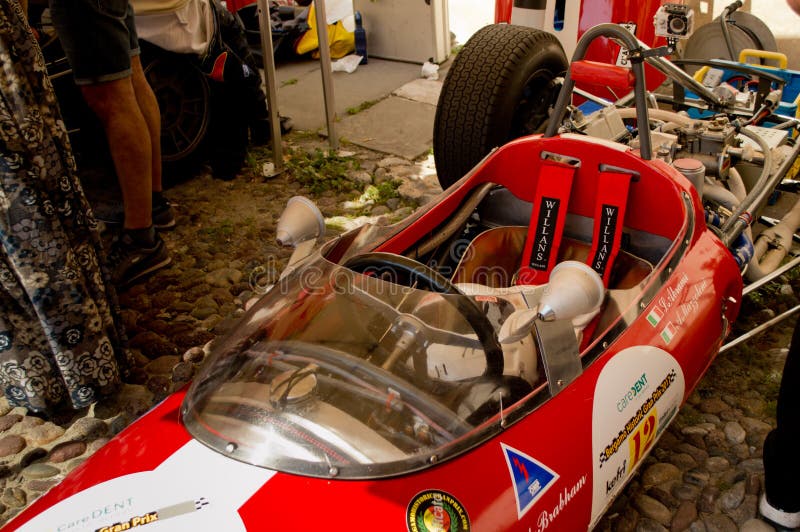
[545, 23, 726, 160]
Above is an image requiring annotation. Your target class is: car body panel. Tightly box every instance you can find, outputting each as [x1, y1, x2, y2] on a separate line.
[7, 134, 743, 532]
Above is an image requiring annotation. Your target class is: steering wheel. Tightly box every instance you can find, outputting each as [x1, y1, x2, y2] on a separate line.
[343, 252, 504, 376]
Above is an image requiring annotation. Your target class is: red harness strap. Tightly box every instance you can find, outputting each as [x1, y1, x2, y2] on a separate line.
[580, 170, 634, 351]
[587, 170, 633, 286]
[517, 159, 577, 285]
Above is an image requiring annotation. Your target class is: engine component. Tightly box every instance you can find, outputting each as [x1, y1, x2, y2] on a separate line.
[673, 158, 706, 197]
[572, 105, 628, 142]
[673, 117, 738, 178]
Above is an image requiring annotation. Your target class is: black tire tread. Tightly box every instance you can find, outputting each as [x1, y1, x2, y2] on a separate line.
[433, 25, 566, 188]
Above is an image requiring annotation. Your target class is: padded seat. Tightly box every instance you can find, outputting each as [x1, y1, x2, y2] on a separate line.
[452, 226, 653, 290]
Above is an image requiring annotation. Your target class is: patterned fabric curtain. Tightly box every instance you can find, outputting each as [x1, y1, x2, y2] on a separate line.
[0, 0, 129, 416]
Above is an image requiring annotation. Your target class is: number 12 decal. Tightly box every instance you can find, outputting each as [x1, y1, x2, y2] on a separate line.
[629, 409, 658, 469]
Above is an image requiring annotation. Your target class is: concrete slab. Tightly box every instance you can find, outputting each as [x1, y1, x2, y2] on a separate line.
[273, 58, 423, 131]
[392, 79, 442, 106]
[335, 96, 435, 159]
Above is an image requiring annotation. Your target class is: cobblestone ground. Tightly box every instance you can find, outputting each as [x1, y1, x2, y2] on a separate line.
[0, 133, 793, 530]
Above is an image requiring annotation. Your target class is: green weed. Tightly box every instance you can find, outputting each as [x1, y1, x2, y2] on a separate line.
[285, 148, 360, 195]
[347, 99, 380, 115]
[362, 180, 400, 203]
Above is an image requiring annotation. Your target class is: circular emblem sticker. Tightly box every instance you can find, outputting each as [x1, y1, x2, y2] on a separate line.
[406, 489, 470, 532]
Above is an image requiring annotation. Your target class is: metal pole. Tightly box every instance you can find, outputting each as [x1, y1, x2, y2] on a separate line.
[313, 0, 339, 151]
[256, 0, 284, 174]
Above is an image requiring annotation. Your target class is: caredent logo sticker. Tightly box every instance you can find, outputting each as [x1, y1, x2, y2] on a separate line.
[501, 443, 558, 519]
[590, 347, 684, 525]
[617, 373, 649, 412]
[406, 490, 470, 532]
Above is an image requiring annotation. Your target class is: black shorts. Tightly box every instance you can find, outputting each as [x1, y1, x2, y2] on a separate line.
[49, 0, 140, 85]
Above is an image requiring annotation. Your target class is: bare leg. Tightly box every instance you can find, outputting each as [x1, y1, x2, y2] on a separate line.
[80, 76, 152, 230]
[130, 55, 162, 194]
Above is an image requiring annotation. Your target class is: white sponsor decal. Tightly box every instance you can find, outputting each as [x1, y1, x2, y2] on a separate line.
[19, 440, 275, 532]
[589, 347, 685, 525]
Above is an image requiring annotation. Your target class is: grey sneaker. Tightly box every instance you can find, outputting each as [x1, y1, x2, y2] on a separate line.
[108, 232, 171, 290]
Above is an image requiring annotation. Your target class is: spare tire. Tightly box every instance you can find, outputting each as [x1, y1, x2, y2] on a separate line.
[433, 24, 568, 189]
[682, 11, 777, 75]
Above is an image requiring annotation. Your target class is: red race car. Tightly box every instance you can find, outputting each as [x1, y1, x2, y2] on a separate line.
[8, 24, 800, 532]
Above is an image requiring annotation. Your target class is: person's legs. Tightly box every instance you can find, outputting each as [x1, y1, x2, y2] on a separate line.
[79, 78, 152, 230]
[129, 54, 175, 230]
[49, 0, 171, 286]
[760, 318, 800, 528]
[130, 55, 162, 197]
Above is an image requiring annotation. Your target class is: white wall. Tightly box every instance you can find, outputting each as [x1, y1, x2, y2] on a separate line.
[448, 0, 494, 46]
[749, 0, 799, 38]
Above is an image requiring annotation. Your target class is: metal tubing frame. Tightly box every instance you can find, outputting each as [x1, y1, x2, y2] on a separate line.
[545, 23, 727, 159]
[720, 303, 800, 353]
[645, 55, 723, 107]
[720, 139, 800, 248]
[546, 24, 652, 159]
[743, 254, 800, 296]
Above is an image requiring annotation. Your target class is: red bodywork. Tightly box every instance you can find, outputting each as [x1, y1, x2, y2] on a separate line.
[7, 134, 743, 532]
[495, 0, 664, 51]
[496, 0, 667, 90]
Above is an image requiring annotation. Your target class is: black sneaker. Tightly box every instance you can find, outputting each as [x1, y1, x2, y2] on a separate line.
[108, 232, 171, 290]
[153, 196, 176, 231]
[760, 494, 800, 529]
[92, 198, 176, 231]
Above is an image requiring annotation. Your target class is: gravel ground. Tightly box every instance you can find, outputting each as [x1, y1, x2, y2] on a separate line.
[0, 133, 793, 530]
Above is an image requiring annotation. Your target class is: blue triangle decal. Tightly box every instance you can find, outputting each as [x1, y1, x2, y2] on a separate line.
[501, 443, 560, 518]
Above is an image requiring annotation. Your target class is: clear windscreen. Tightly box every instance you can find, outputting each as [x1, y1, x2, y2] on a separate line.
[183, 254, 538, 478]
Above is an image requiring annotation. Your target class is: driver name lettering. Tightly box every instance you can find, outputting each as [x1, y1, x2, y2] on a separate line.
[673, 278, 710, 327]
[533, 475, 587, 532]
[656, 273, 689, 313]
[592, 205, 619, 276]
[657, 277, 711, 344]
[599, 369, 677, 466]
[530, 197, 560, 270]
